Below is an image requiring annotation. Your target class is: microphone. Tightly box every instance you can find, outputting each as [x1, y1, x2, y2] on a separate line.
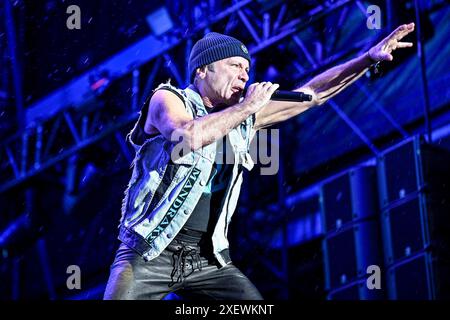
[271, 90, 313, 102]
[242, 88, 312, 102]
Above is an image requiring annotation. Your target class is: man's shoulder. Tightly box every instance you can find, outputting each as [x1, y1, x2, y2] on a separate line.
[152, 81, 187, 103]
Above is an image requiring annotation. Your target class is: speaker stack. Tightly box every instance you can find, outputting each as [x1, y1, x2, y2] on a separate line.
[320, 165, 384, 300]
[377, 135, 450, 299]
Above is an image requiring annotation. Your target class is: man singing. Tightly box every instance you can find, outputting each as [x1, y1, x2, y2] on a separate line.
[104, 23, 415, 300]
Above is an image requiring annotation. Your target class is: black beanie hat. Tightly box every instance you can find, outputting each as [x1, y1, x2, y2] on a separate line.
[188, 32, 251, 81]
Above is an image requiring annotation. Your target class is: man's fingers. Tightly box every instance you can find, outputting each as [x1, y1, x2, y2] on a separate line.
[395, 23, 415, 40]
[268, 83, 280, 95]
[261, 81, 272, 88]
[397, 29, 414, 40]
[383, 53, 394, 61]
[246, 82, 259, 95]
[374, 23, 415, 61]
[391, 24, 407, 38]
[397, 42, 413, 48]
[394, 30, 409, 41]
[388, 23, 413, 41]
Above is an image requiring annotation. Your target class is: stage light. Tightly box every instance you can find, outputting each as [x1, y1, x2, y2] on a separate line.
[88, 71, 111, 96]
[264, 65, 280, 82]
[146, 7, 173, 37]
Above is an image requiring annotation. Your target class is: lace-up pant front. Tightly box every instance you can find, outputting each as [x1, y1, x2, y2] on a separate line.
[103, 233, 263, 300]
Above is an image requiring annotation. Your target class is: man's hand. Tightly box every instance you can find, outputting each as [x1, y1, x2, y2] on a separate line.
[242, 81, 280, 113]
[368, 23, 415, 62]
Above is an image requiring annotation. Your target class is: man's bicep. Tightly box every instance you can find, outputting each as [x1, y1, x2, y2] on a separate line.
[147, 90, 193, 141]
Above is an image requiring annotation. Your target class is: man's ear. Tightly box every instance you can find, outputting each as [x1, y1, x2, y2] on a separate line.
[196, 66, 207, 79]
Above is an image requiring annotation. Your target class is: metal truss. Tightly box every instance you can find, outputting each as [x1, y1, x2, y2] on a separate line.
[0, 106, 136, 193]
[2, 0, 24, 130]
[0, 0, 394, 299]
[1, 0, 394, 194]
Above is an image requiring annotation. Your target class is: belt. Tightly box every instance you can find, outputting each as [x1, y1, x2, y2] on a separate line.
[179, 227, 204, 238]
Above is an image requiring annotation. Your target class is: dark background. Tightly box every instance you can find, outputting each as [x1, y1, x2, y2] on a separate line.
[1, 0, 450, 300]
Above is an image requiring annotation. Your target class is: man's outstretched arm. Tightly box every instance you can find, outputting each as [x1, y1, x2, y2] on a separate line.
[146, 82, 278, 152]
[253, 23, 415, 130]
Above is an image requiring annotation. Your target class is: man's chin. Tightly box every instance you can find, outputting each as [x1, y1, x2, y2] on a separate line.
[228, 93, 242, 105]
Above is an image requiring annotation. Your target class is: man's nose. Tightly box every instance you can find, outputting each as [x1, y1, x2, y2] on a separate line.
[239, 70, 249, 82]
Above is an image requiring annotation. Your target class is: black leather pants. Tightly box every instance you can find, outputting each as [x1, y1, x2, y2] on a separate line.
[103, 231, 263, 300]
